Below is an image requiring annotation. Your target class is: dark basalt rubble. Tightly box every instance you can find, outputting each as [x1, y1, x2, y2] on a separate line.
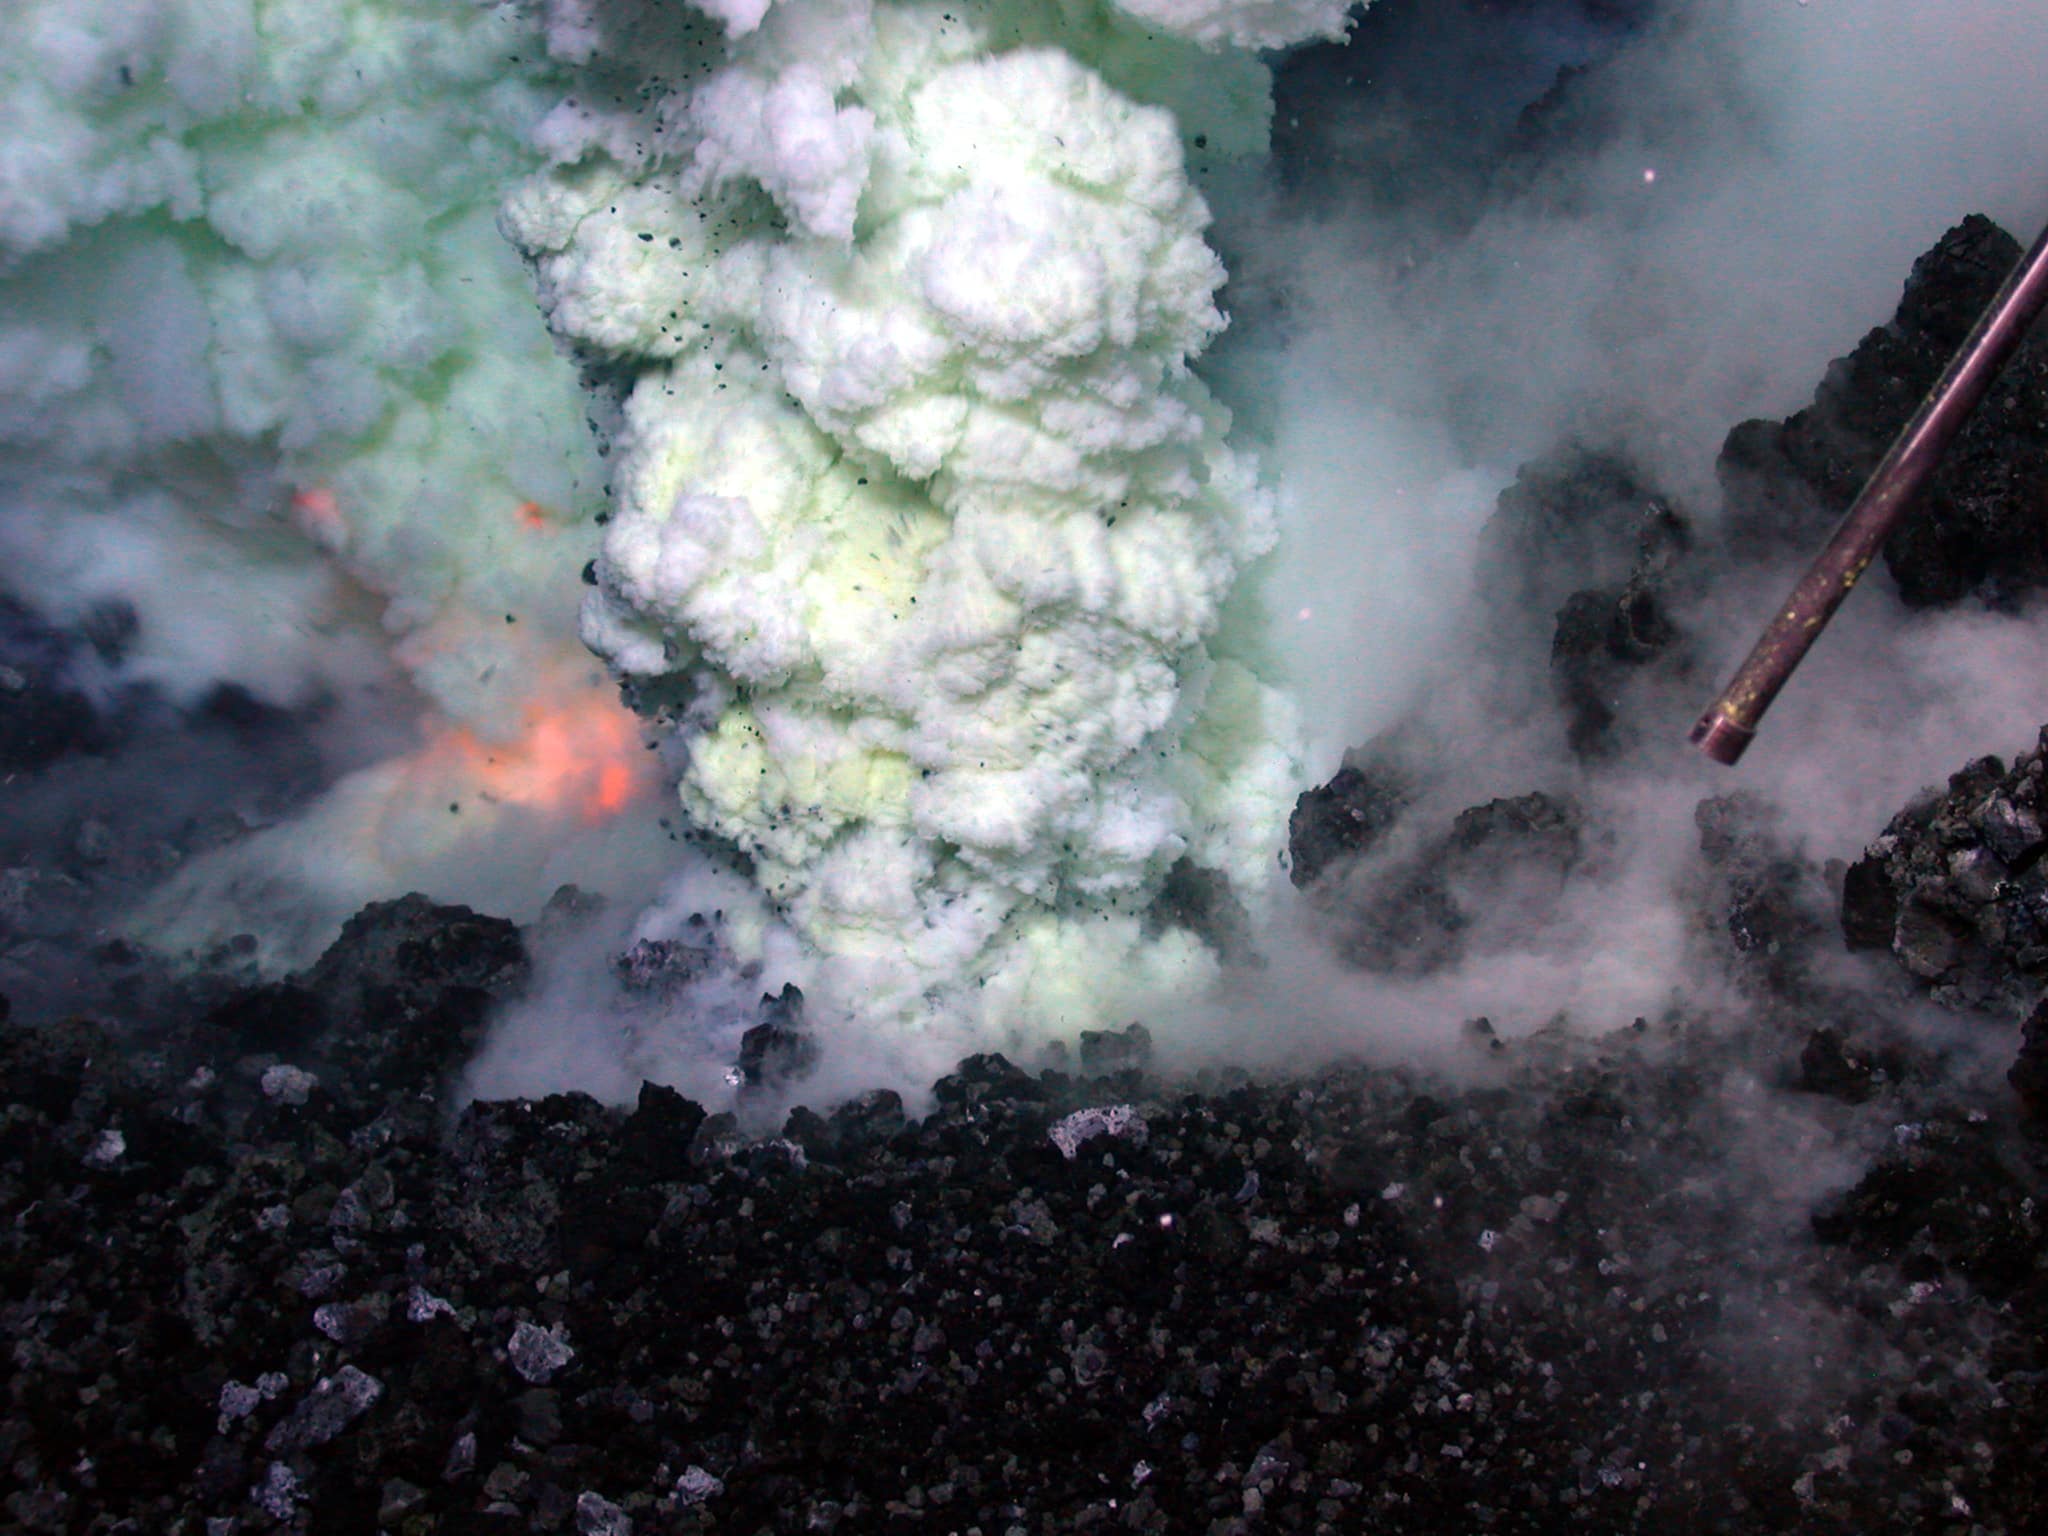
[1840, 730, 2048, 1016]
[7, 894, 2048, 1535]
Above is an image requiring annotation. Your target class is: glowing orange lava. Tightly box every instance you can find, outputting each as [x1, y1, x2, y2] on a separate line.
[290, 486, 345, 544]
[422, 693, 653, 824]
[515, 500, 554, 531]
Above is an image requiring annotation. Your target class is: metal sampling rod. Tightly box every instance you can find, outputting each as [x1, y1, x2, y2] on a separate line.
[1689, 216, 2048, 766]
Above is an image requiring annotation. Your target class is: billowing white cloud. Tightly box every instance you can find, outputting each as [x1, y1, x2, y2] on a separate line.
[508, 0, 1351, 1042]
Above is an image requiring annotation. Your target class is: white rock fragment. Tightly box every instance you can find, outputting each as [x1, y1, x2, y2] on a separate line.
[576, 1490, 634, 1535]
[328, 1185, 371, 1230]
[83, 1128, 125, 1169]
[252, 1462, 302, 1519]
[260, 1065, 318, 1106]
[218, 1381, 265, 1429]
[297, 1261, 346, 1299]
[219, 1371, 291, 1432]
[1520, 1194, 1563, 1223]
[408, 1285, 457, 1323]
[508, 1320, 576, 1384]
[1049, 1104, 1148, 1160]
[264, 1366, 384, 1453]
[673, 1465, 725, 1506]
[311, 1295, 387, 1344]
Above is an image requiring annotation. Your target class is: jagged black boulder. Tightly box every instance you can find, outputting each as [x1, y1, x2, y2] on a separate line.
[1719, 214, 2048, 606]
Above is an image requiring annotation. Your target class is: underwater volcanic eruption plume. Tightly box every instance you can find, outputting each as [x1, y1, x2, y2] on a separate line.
[5, 0, 2042, 1080]
[7, 0, 2048, 1529]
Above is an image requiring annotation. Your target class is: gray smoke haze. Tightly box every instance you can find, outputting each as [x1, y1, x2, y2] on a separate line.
[1241, 0, 2048, 761]
[1053, 0, 2048, 1092]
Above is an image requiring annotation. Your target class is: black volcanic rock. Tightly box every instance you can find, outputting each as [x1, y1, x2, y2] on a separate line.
[1690, 792, 1834, 998]
[1309, 788, 1585, 977]
[1287, 755, 1411, 888]
[1718, 215, 2048, 606]
[1548, 501, 1689, 758]
[2011, 994, 2048, 1124]
[203, 980, 326, 1054]
[1151, 856, 1260, 964]
[301, 894, 530, 1099]
[736, 983, 818, 1092]
[1473, 444, 1696, 757]
[0, 595, 112, 772]
[1475, 445, 1680, 662]
[305, 893, 530, 1021]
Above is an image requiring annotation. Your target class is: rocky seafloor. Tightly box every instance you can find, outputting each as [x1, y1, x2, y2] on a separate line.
[6, 846, 2048, 1536]
[7, 210, 2048, 1534]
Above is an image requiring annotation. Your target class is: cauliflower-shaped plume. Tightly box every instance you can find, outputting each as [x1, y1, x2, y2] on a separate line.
[509, 0, 1339, 1042]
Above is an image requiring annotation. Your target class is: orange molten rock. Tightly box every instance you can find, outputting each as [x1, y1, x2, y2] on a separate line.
[417, 694, 652, 824]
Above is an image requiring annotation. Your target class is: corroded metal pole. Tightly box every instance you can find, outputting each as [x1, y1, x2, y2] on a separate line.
[1690, 216, 2048, 766]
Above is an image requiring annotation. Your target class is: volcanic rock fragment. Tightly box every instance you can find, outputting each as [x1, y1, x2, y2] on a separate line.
[1287, 754, 1411, 889]
[263, 1367, 384, 1453]
[736, 984, 818, 1093]
[1470, 444, 1697, 757]
[1317, 789, 1585, 976]
[1690, 792, 1833, 998]
[1719, 214, 2048, 606]
[1078, 1021, 1154, 1077]
[1842, 729, 2048, 1013]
